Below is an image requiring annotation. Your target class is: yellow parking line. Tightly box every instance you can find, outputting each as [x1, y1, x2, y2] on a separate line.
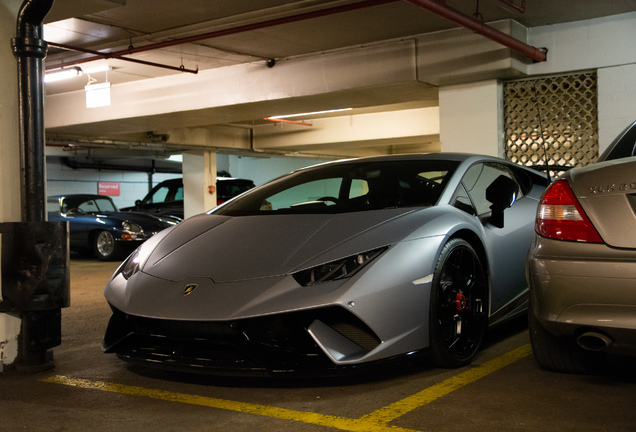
[360, 343, 532, 424]
[42, 344, 532, 432]
[42, 375, 419, 432]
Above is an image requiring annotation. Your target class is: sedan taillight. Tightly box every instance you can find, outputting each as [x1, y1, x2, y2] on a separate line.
[536, 180, 603, 243]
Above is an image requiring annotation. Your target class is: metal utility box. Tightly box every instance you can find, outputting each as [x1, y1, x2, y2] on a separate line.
[0, 222, 69, 356]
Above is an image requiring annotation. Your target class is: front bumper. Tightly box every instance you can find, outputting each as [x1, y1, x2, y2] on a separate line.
[527, 237, 636, 355]
[102, 304, 394, 377]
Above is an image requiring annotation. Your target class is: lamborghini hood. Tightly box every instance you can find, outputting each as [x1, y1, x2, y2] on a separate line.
[141, 208, 424, 283]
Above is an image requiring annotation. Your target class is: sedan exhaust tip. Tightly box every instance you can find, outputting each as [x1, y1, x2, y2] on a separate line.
[577, 332, 613, 352]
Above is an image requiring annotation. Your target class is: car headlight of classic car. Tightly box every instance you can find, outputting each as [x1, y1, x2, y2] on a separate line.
[121, 220, 144, 240]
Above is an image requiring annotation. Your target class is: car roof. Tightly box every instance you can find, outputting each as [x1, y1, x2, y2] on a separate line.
[153, 177, 254, 186]
[598, 120, 636, 162]
[290, 152, 506, 173]
[48, 194, 112, 200]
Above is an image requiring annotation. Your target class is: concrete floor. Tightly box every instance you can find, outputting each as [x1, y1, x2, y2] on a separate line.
[1, 259, 635, 432]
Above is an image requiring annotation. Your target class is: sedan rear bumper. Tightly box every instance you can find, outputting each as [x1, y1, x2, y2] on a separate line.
[527, 237, 636, 355]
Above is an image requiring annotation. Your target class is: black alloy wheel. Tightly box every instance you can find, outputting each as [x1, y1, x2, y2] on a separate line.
[429, 238, 488, 368]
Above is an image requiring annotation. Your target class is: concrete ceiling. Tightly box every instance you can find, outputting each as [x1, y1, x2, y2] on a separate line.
[41, 0, 636, 159]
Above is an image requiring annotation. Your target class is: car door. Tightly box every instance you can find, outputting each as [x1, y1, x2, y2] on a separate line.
[66, 198, 103, 248]
[49, 197, 95, 250]
[141, 181, 184, 218]
[456, 162, 537, 315]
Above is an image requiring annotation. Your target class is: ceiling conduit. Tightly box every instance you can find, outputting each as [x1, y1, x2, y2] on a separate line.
[405, 0, 546, 62]
[45, 0, 398, 70]
[47, 0, 545, 72]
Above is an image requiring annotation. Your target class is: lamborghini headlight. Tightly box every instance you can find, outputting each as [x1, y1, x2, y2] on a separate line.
[293, 246, 388, 286]
[119, 249, 141, 280]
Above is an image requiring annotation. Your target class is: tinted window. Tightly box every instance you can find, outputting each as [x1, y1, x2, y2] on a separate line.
[145, 186, 171, 204]
[174, 186, 184, 201]
[266, 178, 341, 210]
[461, 163, 522, 215]
[598, 121, 636, 162]
[216, 160, 458, 216]
[452, 185, 475, 215]
[62, 196, 117, 213]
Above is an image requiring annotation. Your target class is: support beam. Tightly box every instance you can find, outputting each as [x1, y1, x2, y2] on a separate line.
[183, 151, 217, 219]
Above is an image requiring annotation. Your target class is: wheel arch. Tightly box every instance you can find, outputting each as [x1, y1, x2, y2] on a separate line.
[88, 227, 112, 245]
[428, 228, 490, 367]
[446, 229, 489, 276]
[445, 228, 491, 311]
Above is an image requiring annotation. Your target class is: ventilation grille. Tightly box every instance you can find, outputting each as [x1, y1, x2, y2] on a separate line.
[503, 73, 599, 175]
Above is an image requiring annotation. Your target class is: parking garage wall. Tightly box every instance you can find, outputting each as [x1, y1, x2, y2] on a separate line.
[45, 154, 326, 211]
[45, 157, 179, 209]
[227, 155, 328, 187]
[528, 12, 636, 150]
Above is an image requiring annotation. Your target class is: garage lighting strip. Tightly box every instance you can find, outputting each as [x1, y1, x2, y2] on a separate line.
[268, 108, 353, 119]
[264, 108, 353, 125]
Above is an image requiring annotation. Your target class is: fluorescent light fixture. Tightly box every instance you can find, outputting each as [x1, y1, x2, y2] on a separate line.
[82, 64, 112, 75]
[44, 66, 83, 83]
[85, 82, 111, 108]
[268, 108, 352, 119]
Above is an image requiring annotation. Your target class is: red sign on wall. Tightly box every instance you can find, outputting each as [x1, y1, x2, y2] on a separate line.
[98, 182, 120, 196]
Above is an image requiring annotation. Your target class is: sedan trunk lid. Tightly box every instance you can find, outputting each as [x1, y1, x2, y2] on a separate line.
[569, 156, 636, 249]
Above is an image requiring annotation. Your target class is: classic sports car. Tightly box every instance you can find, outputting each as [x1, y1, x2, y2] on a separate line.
[528, 120, 636, 373]
[103, 153, 548, 376]
[47, 194, 178, 261]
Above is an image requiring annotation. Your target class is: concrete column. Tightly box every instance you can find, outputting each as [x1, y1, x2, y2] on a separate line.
[0, 0, 23, 373]
[439, 80, 502, 157]
[183, 151, 217, 219]
[598, 64, 636, 154]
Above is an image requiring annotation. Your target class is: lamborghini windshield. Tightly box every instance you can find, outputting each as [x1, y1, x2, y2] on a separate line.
[215, 160, 458, 216]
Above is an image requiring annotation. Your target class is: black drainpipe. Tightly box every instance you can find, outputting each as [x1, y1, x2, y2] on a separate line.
[12, 0, 54, 222]
[2, 0, 70, 372]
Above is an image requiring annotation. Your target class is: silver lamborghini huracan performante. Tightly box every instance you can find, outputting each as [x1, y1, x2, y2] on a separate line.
[103, 153, 548, 376]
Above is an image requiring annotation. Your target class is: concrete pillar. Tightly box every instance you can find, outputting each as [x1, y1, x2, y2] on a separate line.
[598, 64, 636, 154]
[0, 0, 23, 373]
[183, 151, 217, 219]
[439, 80, 502, 157]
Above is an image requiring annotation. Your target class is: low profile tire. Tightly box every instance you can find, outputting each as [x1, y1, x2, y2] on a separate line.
[429, 238, 488, 368]
[93, 230, 123, 261]
[528, 298, 602, 374]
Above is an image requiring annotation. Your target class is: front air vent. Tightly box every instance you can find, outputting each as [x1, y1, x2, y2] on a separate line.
[315, 307, 381, 352]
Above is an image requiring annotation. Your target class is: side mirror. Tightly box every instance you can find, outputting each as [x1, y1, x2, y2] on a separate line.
[135, 199, 142, 207]
[486, 175, 520, 228]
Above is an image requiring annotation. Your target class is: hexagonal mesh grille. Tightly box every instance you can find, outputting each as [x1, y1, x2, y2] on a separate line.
[503, 73, 598, 174]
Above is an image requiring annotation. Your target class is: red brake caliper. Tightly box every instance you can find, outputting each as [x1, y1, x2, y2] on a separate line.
[455, 292, 467, 312]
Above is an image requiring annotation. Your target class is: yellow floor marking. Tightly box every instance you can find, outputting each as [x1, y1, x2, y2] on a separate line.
[42, 344, 531, 432]
[42, 375, 419, 432]
[360, 344, 533, 424]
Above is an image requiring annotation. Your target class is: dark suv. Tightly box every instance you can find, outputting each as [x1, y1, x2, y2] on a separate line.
[124, 177, 255, 219]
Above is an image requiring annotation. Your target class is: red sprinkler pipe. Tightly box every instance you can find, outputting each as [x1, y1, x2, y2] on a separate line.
[46, 0, 398, 70]
[405, 0, 546, 62]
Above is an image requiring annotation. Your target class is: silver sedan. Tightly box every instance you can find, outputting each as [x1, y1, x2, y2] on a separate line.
[527, 120, 636, 373]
